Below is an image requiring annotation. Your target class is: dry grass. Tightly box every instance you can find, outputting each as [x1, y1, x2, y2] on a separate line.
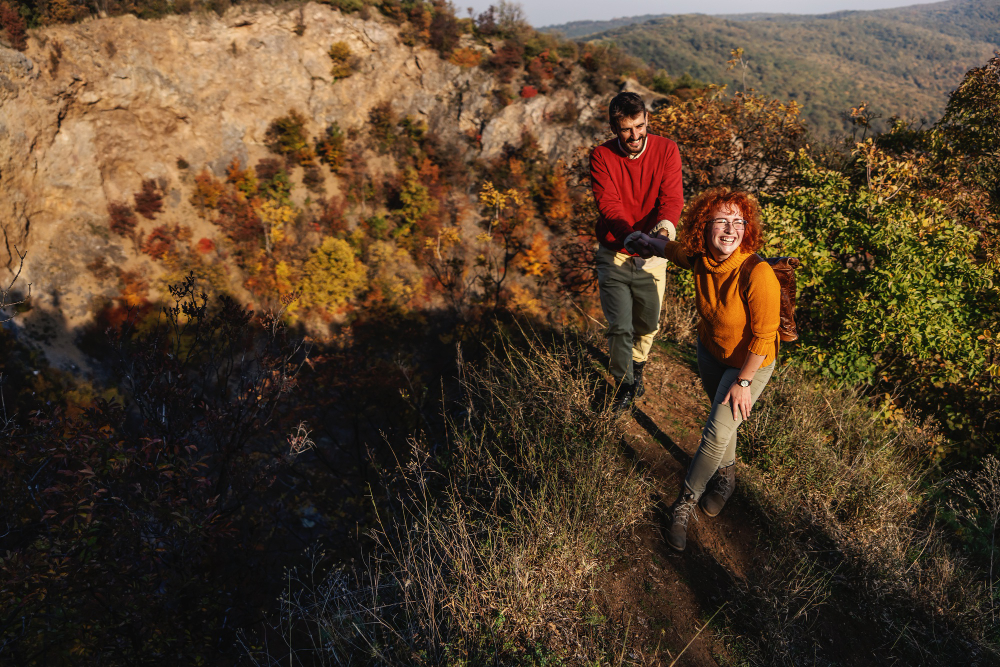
[240, 332, 652, 665]
[730, 363, 996, 663]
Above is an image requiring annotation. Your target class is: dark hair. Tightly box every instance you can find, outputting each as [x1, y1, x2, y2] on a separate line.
[608, 92, 646, 131]
[680, 187, 765, 256]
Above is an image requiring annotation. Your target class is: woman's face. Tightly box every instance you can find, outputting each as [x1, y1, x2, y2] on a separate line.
[704, 204, 746, 261]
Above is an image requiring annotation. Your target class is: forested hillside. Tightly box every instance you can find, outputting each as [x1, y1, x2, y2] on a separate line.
[544, 0, 1000, 136]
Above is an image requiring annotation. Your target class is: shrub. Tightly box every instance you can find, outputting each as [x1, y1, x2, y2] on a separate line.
[519, 84, 537, 98]
[368, 101, 396, 153]
[448, 46, 482, 68]
[190, 169, 225, 214]
[133, 178, 164, 219]
[299, 236, 367, 312]
[0, 276, 306, 663]
[488, 39, 524, 83]
[315, 123, 345, 173]
[0, 2, 26, 51]
[265, 110, 316, 167]
[108, 201, 137, 236]
[327, 41, 356, 79]
[427, 0, 460, 55]
[196, 237, 216, 254]
[141, 224, 176, 259]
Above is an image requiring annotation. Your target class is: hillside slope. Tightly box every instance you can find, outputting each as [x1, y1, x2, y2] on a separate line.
[543, 0, 1000, 136]
[0, 3, 606, 369]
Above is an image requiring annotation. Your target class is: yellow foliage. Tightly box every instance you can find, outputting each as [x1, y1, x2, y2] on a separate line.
[258, 200, 296, 249]
[299, 237, 367, 312]
[367, 240, 425, 309]
[329, 41, 355, 79]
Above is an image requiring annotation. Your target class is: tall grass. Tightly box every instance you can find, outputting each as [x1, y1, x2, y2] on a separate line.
[732, 364, 995, 662]
[240, 333, 651, 665]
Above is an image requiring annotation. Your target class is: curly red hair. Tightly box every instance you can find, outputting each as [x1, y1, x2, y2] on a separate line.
[680, 187, 765, 256]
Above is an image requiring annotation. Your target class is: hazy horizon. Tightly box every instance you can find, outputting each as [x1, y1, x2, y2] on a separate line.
[456, 0, 951, 28]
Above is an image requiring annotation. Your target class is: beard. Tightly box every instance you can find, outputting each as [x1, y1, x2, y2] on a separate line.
[623, 133, 646, 155]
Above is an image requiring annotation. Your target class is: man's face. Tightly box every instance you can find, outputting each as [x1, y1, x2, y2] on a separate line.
[614, 112, 648, 155]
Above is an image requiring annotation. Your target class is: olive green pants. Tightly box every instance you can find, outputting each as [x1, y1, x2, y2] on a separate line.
[595, 244, 667, 385]
[684, 340, 775, 499]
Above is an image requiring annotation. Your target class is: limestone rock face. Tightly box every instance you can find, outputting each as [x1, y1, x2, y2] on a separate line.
[0, 4, 607, 368]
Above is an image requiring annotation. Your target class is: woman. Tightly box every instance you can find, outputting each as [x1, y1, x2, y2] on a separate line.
[632, 187, 781, 552]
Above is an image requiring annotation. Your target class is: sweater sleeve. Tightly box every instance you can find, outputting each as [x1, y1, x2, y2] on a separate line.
[654, 140, 684, 224]
[661, 240, 693, 269]
[746, 261, 781, 356]
[590, 148, 635, 245]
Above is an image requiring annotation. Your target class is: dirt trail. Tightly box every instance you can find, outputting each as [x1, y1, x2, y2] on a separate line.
[590, 343, 760, 665]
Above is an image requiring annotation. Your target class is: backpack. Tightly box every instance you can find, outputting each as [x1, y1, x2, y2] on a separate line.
[738, 254, 801, 343]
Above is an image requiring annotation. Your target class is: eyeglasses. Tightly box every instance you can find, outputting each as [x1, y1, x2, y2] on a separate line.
[709, 218, 747, 230]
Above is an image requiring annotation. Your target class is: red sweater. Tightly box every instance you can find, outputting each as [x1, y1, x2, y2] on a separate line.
[590, 134, 684, 253]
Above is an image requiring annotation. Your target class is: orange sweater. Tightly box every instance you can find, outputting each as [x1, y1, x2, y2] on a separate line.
[664, 243, 781, 368]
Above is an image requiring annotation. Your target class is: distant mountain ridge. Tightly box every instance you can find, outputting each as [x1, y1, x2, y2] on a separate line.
[543, 0, 1000, 137]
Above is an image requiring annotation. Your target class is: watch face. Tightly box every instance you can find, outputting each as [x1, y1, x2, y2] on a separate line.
[738, 379, 751, 387]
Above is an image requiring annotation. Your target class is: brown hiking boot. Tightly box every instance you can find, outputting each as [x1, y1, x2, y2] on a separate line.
[665, 489, 698, 551]
[700, 463, 736, 517]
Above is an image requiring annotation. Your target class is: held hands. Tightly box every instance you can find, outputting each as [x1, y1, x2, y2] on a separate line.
[628, 233, 667, 258]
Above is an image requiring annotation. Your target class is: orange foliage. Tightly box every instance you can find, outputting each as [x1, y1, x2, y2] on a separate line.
[191, 169, 225, 214]
[542, 161, 573, 226]
[141, 224, 176, 259]
[515, 231, 552, 277]
[449, 47, 482, 68]
[196, 237, 216, 254]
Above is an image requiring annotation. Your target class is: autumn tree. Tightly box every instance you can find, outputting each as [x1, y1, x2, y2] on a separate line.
[299, 237, 367, 314]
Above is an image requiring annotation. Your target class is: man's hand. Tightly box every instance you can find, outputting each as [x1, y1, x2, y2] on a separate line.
[636, 233, 667, 258]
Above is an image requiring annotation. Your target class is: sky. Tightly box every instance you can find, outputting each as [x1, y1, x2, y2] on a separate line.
[457, 0, 948, 28]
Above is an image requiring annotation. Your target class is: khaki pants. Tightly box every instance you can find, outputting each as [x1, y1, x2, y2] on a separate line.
[684, 340, 775, 499]
[595, 244, 667, 385]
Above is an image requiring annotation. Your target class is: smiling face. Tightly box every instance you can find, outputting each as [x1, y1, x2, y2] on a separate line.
[613, 112, 648, 155]
[704, 204, 746, 262]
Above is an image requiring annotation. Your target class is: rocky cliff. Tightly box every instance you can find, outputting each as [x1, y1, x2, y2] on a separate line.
[0, 4, 608, 369]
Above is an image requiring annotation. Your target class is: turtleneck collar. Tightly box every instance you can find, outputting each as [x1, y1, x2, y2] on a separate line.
[699, 247, 753, 274]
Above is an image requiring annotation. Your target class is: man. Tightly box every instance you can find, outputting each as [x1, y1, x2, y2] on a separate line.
[591, 92, 684, 411]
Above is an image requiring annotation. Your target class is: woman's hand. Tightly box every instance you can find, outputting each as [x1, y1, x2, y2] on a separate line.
[637, 234, 667, 258]
[722, 380, 754, 421]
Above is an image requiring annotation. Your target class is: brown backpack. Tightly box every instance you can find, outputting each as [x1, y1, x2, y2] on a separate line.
[738, 254, 801, 343]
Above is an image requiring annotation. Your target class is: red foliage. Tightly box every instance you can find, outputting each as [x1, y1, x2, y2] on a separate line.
[108, 201, 137, 236]
[0, 2, 26, 51]
[489, 40, 524, 83]
[317, 196, 348, 235]
[196, 237, 216, 254]
[214, 191, 263, 267]
[520, 85, 538, 99]
[141, 225, 175, 259]
[134, 179, 164, 220]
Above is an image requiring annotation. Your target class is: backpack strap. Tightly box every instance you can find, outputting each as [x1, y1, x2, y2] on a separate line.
[738, 253, 765, 302]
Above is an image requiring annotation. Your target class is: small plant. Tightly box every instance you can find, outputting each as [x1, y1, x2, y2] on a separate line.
[520, 84, 538, 98]
[327, 41, 355, 79]
[134, 178, 164, 219]
[108, 201, 138, 236]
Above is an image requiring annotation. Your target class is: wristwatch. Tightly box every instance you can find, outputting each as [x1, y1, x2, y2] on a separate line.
[736, 378, 752, 388]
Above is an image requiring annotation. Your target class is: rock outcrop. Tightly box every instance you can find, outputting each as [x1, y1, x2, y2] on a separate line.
[0, 4, 608, 369]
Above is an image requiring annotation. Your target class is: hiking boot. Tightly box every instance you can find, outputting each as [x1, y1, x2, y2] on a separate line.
[700, 463, 736, 518]
[633, 361, 646, 399]
[611, 381, 636, 413]
[665, 489, 698, 551]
